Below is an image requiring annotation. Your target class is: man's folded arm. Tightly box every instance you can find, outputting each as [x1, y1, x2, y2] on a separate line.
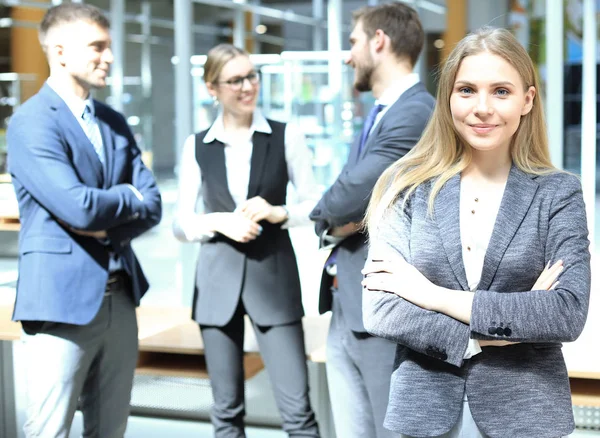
[309, 110, 426, 228]
[7, 114, 148, 231]
[105, 128, 162, 248]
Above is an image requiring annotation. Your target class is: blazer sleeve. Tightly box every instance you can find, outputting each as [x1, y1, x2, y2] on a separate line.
[470, 174, 590, 343]
[105, 113, 162, 249]
[309, 101, 431, 228]
[363, 197, 472, 367]
[7, 110, 147, 231]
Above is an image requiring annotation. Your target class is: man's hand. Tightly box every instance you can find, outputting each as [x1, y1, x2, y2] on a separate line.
[57, 219, 108, 239]
[330, 222, 361, 237]
[69, 228, 108, 239]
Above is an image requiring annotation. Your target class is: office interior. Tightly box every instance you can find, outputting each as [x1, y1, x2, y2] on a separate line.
[0, 0, 599, 437]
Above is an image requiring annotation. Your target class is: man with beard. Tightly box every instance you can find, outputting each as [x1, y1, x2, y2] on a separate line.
[309, 3, 434, 437]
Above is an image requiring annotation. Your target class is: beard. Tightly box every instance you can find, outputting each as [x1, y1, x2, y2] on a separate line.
[353, 62, 374, 92]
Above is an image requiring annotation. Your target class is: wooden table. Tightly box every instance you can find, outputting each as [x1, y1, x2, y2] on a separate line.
[0, 304, 333, 438]
[0, 215, 18, 232]
[2, 302, 599, 437]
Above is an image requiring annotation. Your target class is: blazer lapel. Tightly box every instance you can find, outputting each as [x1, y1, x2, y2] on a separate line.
[357, 83, 426, 162]
[98, 121, 113, 188]
[434, 174, 470, 291]
[247, 131, 270, 199]
[478, 166, 539, 290]
[95, 103, 114, 188]
[56, 106, 104, 185]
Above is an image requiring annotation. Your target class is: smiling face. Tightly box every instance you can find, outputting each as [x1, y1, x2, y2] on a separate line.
[346, 20, 375, 92]
[52, 20, 113, 96]
[449, 52, 535, 158]
[207, 55, 259, 118]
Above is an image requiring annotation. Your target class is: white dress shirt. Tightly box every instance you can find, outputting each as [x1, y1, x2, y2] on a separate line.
[460, 178, 506, 359]
[369, 73, 420, 136]
[47, 77, 103, 153]
[173, 110, 320, 242]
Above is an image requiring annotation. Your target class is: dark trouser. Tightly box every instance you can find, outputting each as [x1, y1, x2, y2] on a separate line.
[327, 290, 399, 438]
[200, 302, 320, 438]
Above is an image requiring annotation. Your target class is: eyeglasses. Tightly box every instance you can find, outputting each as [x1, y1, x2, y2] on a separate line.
[218, 72, 260, 91]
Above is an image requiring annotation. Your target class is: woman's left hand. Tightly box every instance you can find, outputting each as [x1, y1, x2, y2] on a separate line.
[236, 196, 288, 224]
[362, 251, 440, 311]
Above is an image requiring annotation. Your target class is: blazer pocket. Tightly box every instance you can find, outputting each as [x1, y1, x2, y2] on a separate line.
[20, 236, 72, 255]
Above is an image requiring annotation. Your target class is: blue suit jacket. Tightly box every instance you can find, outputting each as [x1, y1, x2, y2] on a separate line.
[7, 83, 162, 325]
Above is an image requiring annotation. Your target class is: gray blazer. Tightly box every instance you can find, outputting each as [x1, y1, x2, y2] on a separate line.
[363, 166, 591, 438]
[310, 82, 435, 332]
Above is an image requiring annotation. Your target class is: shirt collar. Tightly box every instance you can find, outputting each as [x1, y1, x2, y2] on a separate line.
[203, 109, 272, 144]
[47, 76, 94, 120]
[375, 73, 420, 107]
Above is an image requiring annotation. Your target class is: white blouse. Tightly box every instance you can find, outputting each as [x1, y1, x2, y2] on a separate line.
[172, 110, 320, 242]
[460, 178, 506, 358]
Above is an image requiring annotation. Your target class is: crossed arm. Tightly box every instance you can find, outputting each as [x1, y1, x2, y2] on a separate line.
[8, 112, 162, 247]
[362, 181, 590, 367]
[310, 106, 431, 242]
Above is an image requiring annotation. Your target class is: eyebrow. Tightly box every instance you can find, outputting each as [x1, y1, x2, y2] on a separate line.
[88, 39, 109, 47]
[222, 70, 256, 81]
[454, 80, 516, 88]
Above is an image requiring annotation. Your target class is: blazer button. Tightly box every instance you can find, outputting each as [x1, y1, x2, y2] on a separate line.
[488, 327, 497, 335]
[439, 352, 448, 361]
[503, 327, 512, 337]
[495, 327, 505, 336]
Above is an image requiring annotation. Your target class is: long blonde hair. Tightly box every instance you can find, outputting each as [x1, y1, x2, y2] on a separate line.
[365, 27, 554, 232]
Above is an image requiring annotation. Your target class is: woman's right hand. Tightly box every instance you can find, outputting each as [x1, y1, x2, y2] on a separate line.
[210, 213, 262, 243]
[531, 260, 563, 291]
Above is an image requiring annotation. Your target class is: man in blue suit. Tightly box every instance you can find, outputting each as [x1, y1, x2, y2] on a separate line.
[7, 4, 162, 437]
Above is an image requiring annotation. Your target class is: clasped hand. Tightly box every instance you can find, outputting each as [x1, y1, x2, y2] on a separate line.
[213, 196, 287, 243]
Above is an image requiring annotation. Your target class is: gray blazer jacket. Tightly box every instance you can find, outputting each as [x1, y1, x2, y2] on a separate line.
[310, 82, 434, 332]
[363, 166, 590, 438]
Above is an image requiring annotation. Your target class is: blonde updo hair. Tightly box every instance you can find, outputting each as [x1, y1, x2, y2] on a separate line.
[203, 44, 249, 85]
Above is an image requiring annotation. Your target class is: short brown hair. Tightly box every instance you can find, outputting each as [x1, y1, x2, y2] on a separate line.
[203, 44, 249, 85]
[353, 2, 424, 67]
[39, 3, 110, 53]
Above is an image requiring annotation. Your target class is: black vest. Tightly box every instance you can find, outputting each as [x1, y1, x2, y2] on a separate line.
[192, 119, 304, 327]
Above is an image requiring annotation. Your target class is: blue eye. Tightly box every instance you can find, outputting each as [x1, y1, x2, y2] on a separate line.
[495, 88, 509, 96]
[459, 87, 473, 94]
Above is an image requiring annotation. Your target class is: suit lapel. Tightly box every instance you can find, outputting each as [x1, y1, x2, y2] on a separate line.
[477, 166, 539, 290]
[357, 82, 426, 162]
[434, 174, 469, 291]
[247, 130, 270, 199]
[40, 84, 104, 186]
[95, 102, 114, 188]
[56, 104, 105, 185]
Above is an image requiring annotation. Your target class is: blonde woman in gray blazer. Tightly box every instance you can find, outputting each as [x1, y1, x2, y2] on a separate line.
[362, 27, 590, 438]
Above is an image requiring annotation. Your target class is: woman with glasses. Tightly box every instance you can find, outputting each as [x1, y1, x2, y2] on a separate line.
[173, 43, 321, 438]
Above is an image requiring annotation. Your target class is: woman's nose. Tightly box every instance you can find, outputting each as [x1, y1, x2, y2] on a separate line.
[473, 94, 493, 116]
